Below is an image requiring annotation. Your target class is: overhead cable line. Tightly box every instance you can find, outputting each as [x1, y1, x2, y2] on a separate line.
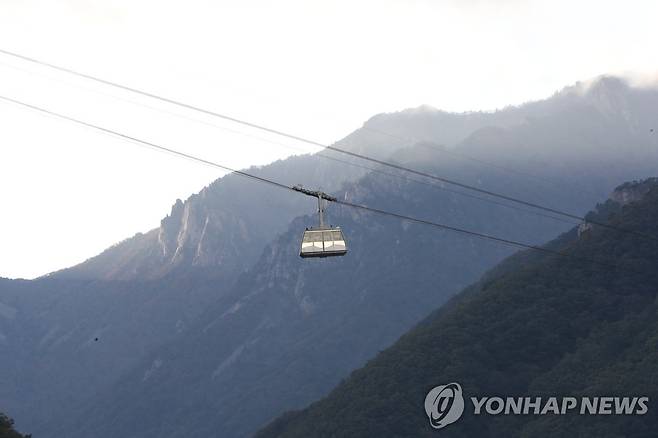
[0, 95, 291, 192]
[0, 57, 578, 226]
[0, 94, 630, 271]
[0, 53, 591, 205]
[0, 54, 587, 207]
[0, 61, 576, 225]
[0, 48, 653, 241]
[316, 157, 579, 225]
[360, 126, 606, 200]
[361, 126, 569, 187]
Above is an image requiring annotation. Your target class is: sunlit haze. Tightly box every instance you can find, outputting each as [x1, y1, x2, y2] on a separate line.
[1, 0, 657, 279]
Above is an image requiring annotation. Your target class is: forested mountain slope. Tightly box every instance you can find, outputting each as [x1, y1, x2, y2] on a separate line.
[258, 178, 658, 438]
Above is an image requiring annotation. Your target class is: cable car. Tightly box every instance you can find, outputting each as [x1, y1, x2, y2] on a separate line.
[300, 227, 347, 258]
[293, 185, 347, 258]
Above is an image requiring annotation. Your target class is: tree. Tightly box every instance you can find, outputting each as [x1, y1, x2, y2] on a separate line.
[0, 413, 31, 438]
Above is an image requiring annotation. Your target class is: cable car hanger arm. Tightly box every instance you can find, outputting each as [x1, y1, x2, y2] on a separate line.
[291, 185, 337, 202]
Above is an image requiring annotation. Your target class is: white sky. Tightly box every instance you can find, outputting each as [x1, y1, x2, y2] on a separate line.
[0, 0, 657, 279]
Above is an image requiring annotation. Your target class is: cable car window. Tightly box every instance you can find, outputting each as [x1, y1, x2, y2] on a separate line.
[322, 232, 333, 249]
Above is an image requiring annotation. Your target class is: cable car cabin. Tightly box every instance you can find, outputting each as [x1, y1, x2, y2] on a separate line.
[292, 185, 347, 258]
[300, 227, 347, 258]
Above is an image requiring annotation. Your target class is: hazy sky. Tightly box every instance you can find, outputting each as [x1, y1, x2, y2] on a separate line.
[1, 0, 657, 279]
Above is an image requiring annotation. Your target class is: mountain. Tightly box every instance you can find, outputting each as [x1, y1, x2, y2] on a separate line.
[0, 107, 495, 434]
[2, 76, 658, 437]
[0, 93, 537, 434]
[53, 75, 653, 283]
[52, 102, 530, 282]
[256, 178, 658, 438]
[56, 157, 518, 438]
[49, 154, 367, 282]
[54, 77, 658, 438]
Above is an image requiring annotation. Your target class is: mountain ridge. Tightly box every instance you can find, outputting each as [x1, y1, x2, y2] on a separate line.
[51, 74, 647, 282]
[256, 178, 658, 438]
[49, 102, 506, 282]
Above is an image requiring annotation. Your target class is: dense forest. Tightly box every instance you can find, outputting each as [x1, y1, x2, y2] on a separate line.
[257, 179, 658, 437]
